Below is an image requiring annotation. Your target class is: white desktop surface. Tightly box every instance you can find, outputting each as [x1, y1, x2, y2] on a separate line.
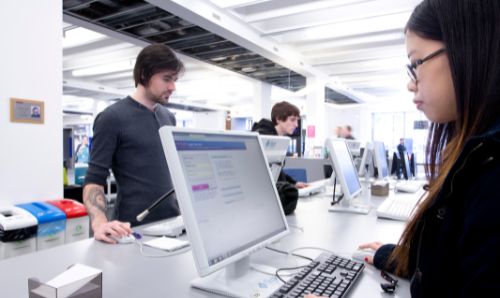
[0, 190, 412, 298]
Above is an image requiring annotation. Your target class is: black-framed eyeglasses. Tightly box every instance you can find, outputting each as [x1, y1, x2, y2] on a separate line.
[380, 270, 398, 294]
[406, 48, 446, 82]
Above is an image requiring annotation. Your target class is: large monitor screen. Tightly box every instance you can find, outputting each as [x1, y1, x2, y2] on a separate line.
[159, 128, 289, 278]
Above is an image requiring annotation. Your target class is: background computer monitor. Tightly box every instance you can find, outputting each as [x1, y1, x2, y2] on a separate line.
[358, 142, 374, 177]
[260, 135, 290, 165]
[401, 151, 412, 180]
[159, 127, 289, 297]
[260, 135, 291, 183]
[345, 140, 361, 157]
[326, 138, 368, 214]
[372, 141, 389, 179]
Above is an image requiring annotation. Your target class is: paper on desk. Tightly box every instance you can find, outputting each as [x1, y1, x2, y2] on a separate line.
[143, 236, 189, 251]
[31, 263, 101, 298]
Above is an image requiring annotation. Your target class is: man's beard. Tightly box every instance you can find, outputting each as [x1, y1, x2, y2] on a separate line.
[148, 91, 170, 105]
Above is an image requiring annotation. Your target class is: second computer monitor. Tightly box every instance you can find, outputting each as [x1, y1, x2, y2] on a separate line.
[326, 138, 363, 201]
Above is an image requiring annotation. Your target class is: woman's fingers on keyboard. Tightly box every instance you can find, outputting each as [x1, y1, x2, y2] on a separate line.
[358, 241, 383, 251]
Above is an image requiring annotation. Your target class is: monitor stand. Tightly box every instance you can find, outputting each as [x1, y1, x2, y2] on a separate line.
[190, 256, 282, 298]
[328, 182, 370, 215]
[328, 199, 370, 214]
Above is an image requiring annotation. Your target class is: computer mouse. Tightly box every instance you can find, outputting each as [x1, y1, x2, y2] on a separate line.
[111, 234, 136, 244]
[352, 248, 375, 262]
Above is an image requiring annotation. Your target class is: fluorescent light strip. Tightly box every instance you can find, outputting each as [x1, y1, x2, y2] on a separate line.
[63, 27, 106, 49]
[72, 60, 135, 77]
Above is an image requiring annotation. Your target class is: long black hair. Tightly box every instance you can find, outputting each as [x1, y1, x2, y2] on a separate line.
[391, 0, 500, 276]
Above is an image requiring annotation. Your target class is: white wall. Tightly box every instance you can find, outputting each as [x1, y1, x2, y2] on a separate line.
[325, 100, 419, 145]
[326, 104, 365, 141]
[0, 0, 62, 204]
[192, 111, 227, 130]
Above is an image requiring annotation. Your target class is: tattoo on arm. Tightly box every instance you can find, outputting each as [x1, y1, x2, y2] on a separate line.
[84, 185, 108, 223]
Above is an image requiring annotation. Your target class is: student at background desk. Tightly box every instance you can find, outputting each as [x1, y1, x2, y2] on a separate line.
[252, 101, 308, 189]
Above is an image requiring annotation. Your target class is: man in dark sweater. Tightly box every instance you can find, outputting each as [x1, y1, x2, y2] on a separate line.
[252, 101, 308, 188]
[83, 44, 183, 244]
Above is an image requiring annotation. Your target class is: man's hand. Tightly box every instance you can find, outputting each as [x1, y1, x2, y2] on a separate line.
[93, 220, 132, 244]
[84, 183, 132, 244]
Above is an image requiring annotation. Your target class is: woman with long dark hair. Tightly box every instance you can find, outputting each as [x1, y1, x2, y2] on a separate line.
[309, 0, 500, 297]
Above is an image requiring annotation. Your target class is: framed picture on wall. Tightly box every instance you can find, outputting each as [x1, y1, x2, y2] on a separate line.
[10, 98, 44, 124]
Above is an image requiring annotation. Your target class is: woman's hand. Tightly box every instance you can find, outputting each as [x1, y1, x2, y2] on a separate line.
[357, 241, 384, 264]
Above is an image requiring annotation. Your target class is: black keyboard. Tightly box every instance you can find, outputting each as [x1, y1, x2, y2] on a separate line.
[270, 252, 364, 298]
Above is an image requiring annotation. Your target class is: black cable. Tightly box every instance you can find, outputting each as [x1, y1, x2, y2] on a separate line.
[331, 177, 344, 206]
[275, 264, 310, 283]
[265, 246, 314, 262]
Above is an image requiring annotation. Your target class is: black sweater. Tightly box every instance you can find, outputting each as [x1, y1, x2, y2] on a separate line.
[85, 97, 180, 226]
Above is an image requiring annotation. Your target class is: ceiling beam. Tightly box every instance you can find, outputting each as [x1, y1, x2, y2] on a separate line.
[63, 78, 127, 97]
[268, 12, 412, 44]
[236, 0, 372, 23]
[254, 0, 419, 35]
[64, 45, 140, 71]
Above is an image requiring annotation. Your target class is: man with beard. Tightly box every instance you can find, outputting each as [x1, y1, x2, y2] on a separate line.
[83, 44, 184, 244]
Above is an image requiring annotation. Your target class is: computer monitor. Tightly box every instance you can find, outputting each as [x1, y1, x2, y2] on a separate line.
[358, 142, 374, 177]
[372, 141, 389, 180]
[260, 135, 291, 183]
[159, 127, 289, 298]
[325, 138, 369, 214]
[401, 150, 412, 180]
[345, 140, 361, 157]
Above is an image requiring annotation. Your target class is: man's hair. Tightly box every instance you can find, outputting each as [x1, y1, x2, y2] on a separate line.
[271, 101, 300, 125]
[133, 44, 184, 87]
[345, 125, 352, 132]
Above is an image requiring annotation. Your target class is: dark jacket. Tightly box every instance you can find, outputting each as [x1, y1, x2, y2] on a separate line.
[251, 118, 278, 135]
[374, 120, 500, 297]
[252, 118, 296, 184]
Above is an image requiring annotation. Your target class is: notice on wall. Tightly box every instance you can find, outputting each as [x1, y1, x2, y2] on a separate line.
[307, 125, 316, 138]
[10, 98, 44, 124]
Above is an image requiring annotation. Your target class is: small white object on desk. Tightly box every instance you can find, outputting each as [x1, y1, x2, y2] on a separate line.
[31, 263, 102, 298]
[143, 236, 189, 252]
[395, 180, 425, 193]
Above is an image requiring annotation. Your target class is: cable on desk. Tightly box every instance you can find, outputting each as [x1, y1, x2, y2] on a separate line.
[289, 246, 334, 256]
[275, 265, 310, 283]
[265, 246, 313, 262]
[290, 246, 352, 260]
[135, 240, 191, 258]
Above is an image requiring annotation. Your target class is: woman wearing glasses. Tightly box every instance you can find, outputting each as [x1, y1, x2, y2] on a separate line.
[308, 0, 500, 297]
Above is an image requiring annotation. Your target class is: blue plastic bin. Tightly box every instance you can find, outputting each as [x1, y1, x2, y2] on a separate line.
[16, 202, 66, 251]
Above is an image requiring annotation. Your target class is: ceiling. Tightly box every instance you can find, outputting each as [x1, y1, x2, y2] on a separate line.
[62, 0, 420, 113]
